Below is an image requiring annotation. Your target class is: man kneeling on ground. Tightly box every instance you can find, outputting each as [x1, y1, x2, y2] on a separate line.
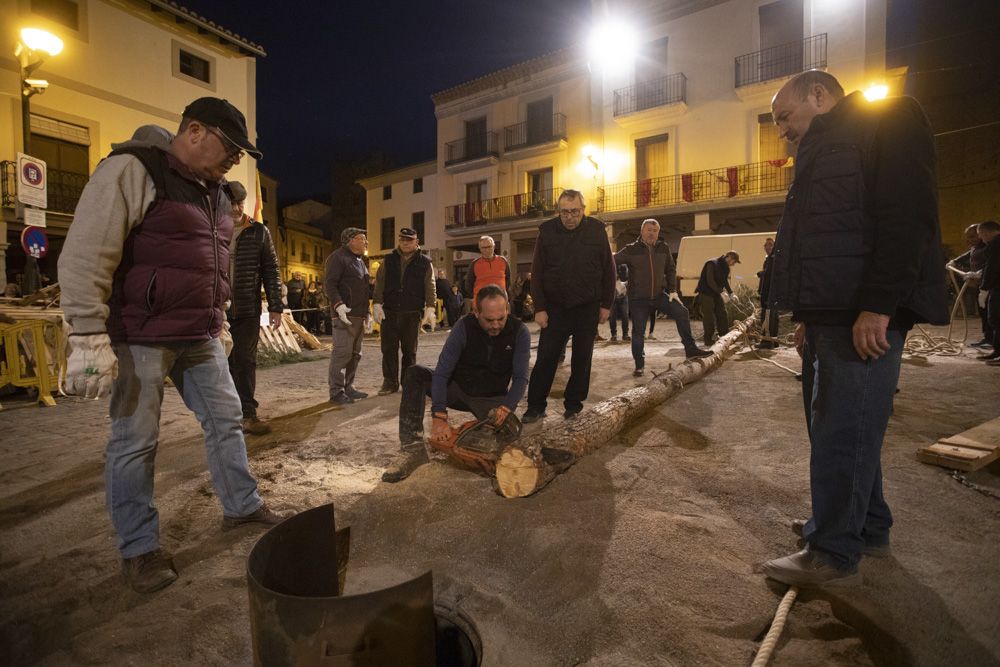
[383, 284, 531, 482]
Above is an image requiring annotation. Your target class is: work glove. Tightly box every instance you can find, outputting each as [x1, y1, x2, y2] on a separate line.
[491, 405, 511, 427]
[335, 303, 351, 326]
[220, 320, 234, 357]
[721, 291, 731, 304]
[62, 333, 118, 399]
[667, 292, 682, 304]
[373, 303, 385, 324]
[979, 289, 989, 309]
[430, 414, 454, 445]
[422, 306, 437, 329]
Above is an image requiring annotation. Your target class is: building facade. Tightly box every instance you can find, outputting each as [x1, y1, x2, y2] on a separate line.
[0, 0, 264, 290]
[361, 0, 890, 293]
[280, 198, 333, 285]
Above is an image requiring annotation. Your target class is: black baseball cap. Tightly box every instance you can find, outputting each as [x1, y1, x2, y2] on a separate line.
[182, 97, 262, 159]
[398, 228, 419, 239]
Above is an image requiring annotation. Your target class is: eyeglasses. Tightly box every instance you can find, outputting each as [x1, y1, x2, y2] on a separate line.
[559, 208, 583, 216]
[207, 126, 244, 159]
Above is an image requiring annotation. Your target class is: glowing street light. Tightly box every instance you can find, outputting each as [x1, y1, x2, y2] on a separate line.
[20, 28, 64, 57]
[15, 27, 64, 154]
[864, 83, 889, 101]
[587, 21, 637, 72]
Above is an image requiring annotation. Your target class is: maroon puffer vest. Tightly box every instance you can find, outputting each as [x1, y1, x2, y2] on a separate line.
[107, 147, 233, 343]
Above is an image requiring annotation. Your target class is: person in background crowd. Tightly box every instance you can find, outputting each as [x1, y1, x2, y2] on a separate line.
[947, 223, 992, 348]
[975, 220, 1000, 364]
[446, 283, 464, 327]
[523, 189, 615, 422]
[465, 235, 511, 306]
[58, 98, 288, 594]
[326, 228, 371, 404]
[435, 269, 453, 329]
[762, 70, 948, 587]
[609, 264, 630, 343]
[303, 281, 322, 333]
[286, 271, 306, 324]
[225, 180, 283, 436]
[757, 237, 778, 349]
[372, 227, 436, 394]
[695, 252, 740, 345]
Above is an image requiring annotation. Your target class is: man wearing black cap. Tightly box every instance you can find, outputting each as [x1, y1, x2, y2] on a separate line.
[695, 251, 740, 345]
[225, 180, 284, 434]
[325, 227, 371, 404]
[372, 228, 437, 394]
[59, 98, 287, 594]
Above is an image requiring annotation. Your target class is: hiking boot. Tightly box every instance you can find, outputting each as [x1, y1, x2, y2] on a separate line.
[221, 503, 291, 532]
[633, 367, 644, 377]
[609, 335, 618, 342]
[346, 388, 369, 400]
[330, 392, 354, 405]
[522, 409, 546, 424]
[762, 547, 861, 587]
[685, 347, 713, 359]
[241, 416, 272, 436]
[563, 407, 582, 419]
[791, 519, 891, 558]
[122, 549, 178, 594]
[377, 383, 399, 395]
[381, 450, 428, 483]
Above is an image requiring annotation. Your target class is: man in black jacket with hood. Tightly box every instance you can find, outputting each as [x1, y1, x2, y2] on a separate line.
[226, 181, 283, 435]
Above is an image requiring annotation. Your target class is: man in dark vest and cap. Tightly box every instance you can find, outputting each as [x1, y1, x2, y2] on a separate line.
[59, 98, 289, 595]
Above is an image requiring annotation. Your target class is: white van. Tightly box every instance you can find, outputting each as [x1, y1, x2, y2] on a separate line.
[676, 232, 775, 298]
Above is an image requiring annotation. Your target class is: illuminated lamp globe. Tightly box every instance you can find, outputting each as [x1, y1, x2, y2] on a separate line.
[21, 28, 64, 56]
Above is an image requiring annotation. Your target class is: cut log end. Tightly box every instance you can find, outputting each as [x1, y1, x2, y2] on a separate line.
[495, 448, 542, 498]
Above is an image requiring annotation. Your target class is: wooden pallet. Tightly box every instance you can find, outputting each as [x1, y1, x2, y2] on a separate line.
[917, 417, 1000, 471]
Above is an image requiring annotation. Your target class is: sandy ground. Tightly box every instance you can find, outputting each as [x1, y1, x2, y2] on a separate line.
[1, 318, 999, 666]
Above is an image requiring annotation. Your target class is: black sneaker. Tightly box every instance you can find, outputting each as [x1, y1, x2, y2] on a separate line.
[685, 347, 713, 359]
[377, 383, 399, 395]
[330, 392, 354, 405]
[346, 388, 368, 400]
[221, 503, 292, 532]
[563, 407, 582, 419]
[522, 409, 546, 424]
[122, 549, 178, 594]
[633, 367, 644, 377]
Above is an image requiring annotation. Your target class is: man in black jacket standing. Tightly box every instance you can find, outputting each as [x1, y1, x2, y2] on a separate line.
[977, 220, 1000, 364]
[695, 252, 740, 345]
[757, 237, 778, 348]
[522, 189, 615, 422]
[226, 181, 283, 435]
[326, 228, 371, 404]
[615, 219, 712, 375]
[762, 71, 949, 587]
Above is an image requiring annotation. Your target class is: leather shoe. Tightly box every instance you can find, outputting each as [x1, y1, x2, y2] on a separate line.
[377, 383, 399, 395]
[685, 347, 713, 359]
[241, 416, 272, 435]
[346, 388, 368, 400]
[122, 549, 178, 594]
[222, 503, 291, 532]
[563, 407, 582, 419]
[762, 547, 861, 587]
[330, 392, 354, 405]
[522, 409, 546, 424]
[791, 519, 891, 558]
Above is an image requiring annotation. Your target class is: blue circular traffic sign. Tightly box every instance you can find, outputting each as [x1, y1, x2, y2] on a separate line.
[21, 226, 49, 259]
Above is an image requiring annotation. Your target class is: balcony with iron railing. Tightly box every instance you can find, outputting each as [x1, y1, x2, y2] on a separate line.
[614, 72, 687, 118]
[735, 33, 827, 89]
[445, 187, 561, 230]
[594, 159, 794, 214]
[444, 131, 500, 171]
[503, 113, 567, 156]
[1, 160, 89, 214]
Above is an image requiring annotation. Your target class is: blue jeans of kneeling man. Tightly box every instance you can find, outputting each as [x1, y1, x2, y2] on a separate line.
[799, 323, 902, 570]
[108, 339, 263, 558]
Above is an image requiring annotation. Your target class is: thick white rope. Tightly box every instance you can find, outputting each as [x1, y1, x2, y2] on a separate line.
[751, 586, 799, 667]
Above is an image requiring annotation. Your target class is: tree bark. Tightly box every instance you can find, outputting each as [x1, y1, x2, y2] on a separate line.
[494, 315, 757, 498]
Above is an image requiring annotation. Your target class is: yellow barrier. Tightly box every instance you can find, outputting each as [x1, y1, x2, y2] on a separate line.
[0, 319, 62, 407]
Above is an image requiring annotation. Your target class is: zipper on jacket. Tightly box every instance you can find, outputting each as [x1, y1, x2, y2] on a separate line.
[208, 189, 219, 337]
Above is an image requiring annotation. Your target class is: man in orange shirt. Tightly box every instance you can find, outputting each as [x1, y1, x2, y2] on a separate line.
[465, 235, 511, 303]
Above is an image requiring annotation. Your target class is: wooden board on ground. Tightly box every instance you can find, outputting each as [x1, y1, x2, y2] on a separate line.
[917, 416, 1000, 471]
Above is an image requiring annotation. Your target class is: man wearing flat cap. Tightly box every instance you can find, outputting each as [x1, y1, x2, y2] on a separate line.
[372, 227, 437, 395]
[225, 180, 283, 434]
[59, 97, 288, 595]
[325, 227, 371, 404]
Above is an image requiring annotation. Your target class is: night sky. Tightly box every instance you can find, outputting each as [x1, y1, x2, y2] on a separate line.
[179, 0, 593, 202]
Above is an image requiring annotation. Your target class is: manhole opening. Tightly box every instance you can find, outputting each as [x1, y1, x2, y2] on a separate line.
[435, 604, 482, 667]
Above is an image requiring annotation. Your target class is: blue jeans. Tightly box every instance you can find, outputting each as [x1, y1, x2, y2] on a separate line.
[799, 324, 902, 570]
[108, 339, 263, 558]
[628, 293, 698, 368]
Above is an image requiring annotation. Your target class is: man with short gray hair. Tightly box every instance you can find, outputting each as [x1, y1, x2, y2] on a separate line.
[325, 227, 371, 404]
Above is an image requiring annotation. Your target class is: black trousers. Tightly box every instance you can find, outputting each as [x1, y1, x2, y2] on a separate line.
[697, 293, 729, 343]
[381, 309, 421, 387]
[228, 316, 261, 418]
[527, 301, 600, 413]
[398, 365, 504, 449]
[988, 288, 1000, 347]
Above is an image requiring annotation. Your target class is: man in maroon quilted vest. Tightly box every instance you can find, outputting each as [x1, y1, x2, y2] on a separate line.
[59, 98, 290, 595]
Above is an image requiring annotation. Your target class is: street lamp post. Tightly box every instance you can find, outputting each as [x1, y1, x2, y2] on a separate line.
[12, 28, 63, 294]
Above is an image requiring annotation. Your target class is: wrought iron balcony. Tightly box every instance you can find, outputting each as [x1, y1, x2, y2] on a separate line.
[613, 73, 687, 117]
[0, 161, 89, 213]
[594, 159, 793, 213]
[445, 187, 561, 229]
[445, 131, 500, 166]
[735, 34, 827, 88]
[503, 114, 567, 151]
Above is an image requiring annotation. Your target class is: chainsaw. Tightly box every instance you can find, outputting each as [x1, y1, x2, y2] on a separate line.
[427, 407, 522, 475]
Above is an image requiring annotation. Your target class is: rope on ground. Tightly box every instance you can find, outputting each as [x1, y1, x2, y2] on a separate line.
[751, 585, 799, 667]
[729, 305, 801, 377]
[902, 269, 972, 357]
